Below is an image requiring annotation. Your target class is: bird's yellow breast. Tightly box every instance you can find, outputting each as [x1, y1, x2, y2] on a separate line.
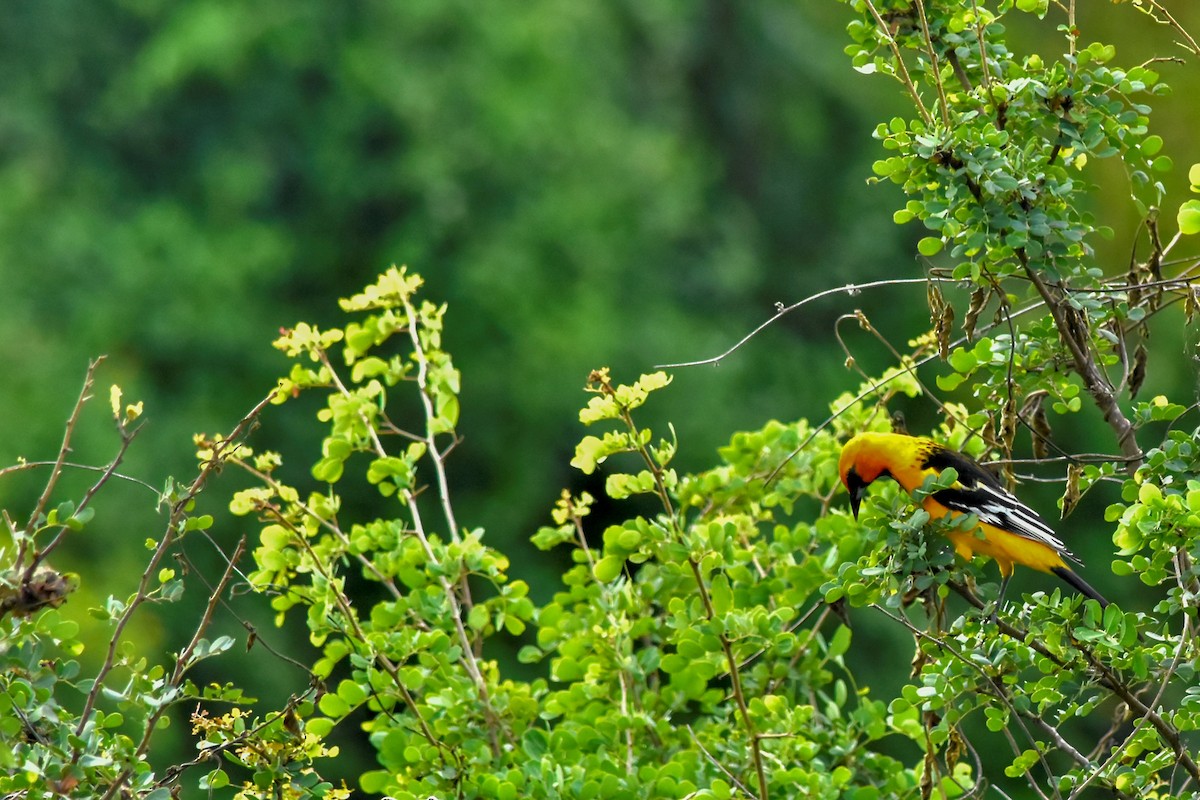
[921, 496, 1069, 576]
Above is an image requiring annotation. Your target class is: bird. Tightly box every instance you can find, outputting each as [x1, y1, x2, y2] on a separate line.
[837, 431, 1107, 608]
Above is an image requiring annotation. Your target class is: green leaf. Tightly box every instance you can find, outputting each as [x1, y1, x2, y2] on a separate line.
[306, 717, 334, 737]
[935, 370, 964, 391]
[593, 554, 624, 582]
[65, 506, 95, 531]
[710, 574, 733, 615]
[312, 456, 345, 483]
[947, 348, 977, 374]
[828, 624, 852, 659]
[1179, 200, 1200, 235]
[318, 692, 350, 718]
[202, 770, 230, 790]
[468, 604, 490, 632]
[570, 431, 632, 474]
[367, 456, 413, 487]
[359, 771, 391, 794]
[184, 514, 213, 532]
[917, 237, 944, 256]
[571, 435, 605, 474]
[337, 679, 367, 706]
[1151, 155, 1173, 173]
[616, 526, 642, 551]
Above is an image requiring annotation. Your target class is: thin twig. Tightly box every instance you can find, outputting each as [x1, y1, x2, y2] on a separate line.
[656, 277, 944, 369]
[100, 538, 249, 800]
[401, 297, 465, 548]
[947, 581, 1200, 787]
[687, 725, 755, 797]
[914, 0, 952, 128]
[861, 0, 936, 127]
[233, 460, 403, 601]
[969, 0, 993, 94]
[0, 459, 157, 491]
[1019, 250, 1142, 468]
[73, 390, 274, 749]
[317, 334, 502, 755]
[873, 603, 1069, 797]
[1138, 0, 1200, 55]
[593, 371, 769, 798]
[1068, 615, 1191, 798]
[23, 421, 143, 581]
[17, 359, 103, 571]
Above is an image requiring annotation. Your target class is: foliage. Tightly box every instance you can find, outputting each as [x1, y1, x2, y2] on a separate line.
[0, 365, 334, 799]
[4, 2, 1200, 799]
[226, 267, 928, 798]
[0, 0, 893, 563]
[219, 2, 1200, 797]
[229, 249, 1196, 799]
[828, 0, 1200, 796]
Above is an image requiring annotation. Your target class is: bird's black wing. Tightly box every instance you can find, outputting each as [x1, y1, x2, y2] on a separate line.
[921, 446, 1079, 563]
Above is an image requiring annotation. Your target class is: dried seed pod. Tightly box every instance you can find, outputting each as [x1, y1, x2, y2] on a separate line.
[999, 395, 1018, 488]
[1000, 394, 1017, 455]
[962, 286, 988, 343]
[1127, 262, 1143, 309]
[1128, 343, 1148, 399]
[1061, 462, 1084, 520]
[928, 282, 954, 360]
[1020, 390, 1051, 459]
[935, 303, 955, 360]
[946, 725, 966, 772]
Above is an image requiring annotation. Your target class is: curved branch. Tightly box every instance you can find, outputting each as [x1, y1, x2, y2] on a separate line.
[655, 277, 945, 369]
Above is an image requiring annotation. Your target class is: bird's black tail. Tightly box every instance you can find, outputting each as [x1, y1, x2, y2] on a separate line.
[1050, 566, 1109, 607]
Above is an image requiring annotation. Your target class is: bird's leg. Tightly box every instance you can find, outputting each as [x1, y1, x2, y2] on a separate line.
[989, 572, 1012, 623]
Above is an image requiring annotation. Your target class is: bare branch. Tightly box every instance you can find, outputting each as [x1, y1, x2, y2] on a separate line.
[656, 277, 942, 369]
[18, 358, 103, 570]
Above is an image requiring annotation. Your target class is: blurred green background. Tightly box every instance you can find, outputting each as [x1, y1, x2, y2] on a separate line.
[2, 0, 1198, 791]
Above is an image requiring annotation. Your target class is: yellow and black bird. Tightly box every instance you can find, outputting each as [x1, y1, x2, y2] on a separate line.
[838, 431, 1107, 607]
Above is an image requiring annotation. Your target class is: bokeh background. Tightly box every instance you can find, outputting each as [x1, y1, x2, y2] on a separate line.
[3, 1, 1199, 791]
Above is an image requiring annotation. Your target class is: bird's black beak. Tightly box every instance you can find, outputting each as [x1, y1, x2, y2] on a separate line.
[845, 469, 867, 520]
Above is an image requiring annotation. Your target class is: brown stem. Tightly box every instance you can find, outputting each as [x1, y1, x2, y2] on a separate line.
[861, 0, 936, 128]
[100, 538, 249, 800]
[914, 0, 951, 128]
[1081, 648, 1200, 785]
